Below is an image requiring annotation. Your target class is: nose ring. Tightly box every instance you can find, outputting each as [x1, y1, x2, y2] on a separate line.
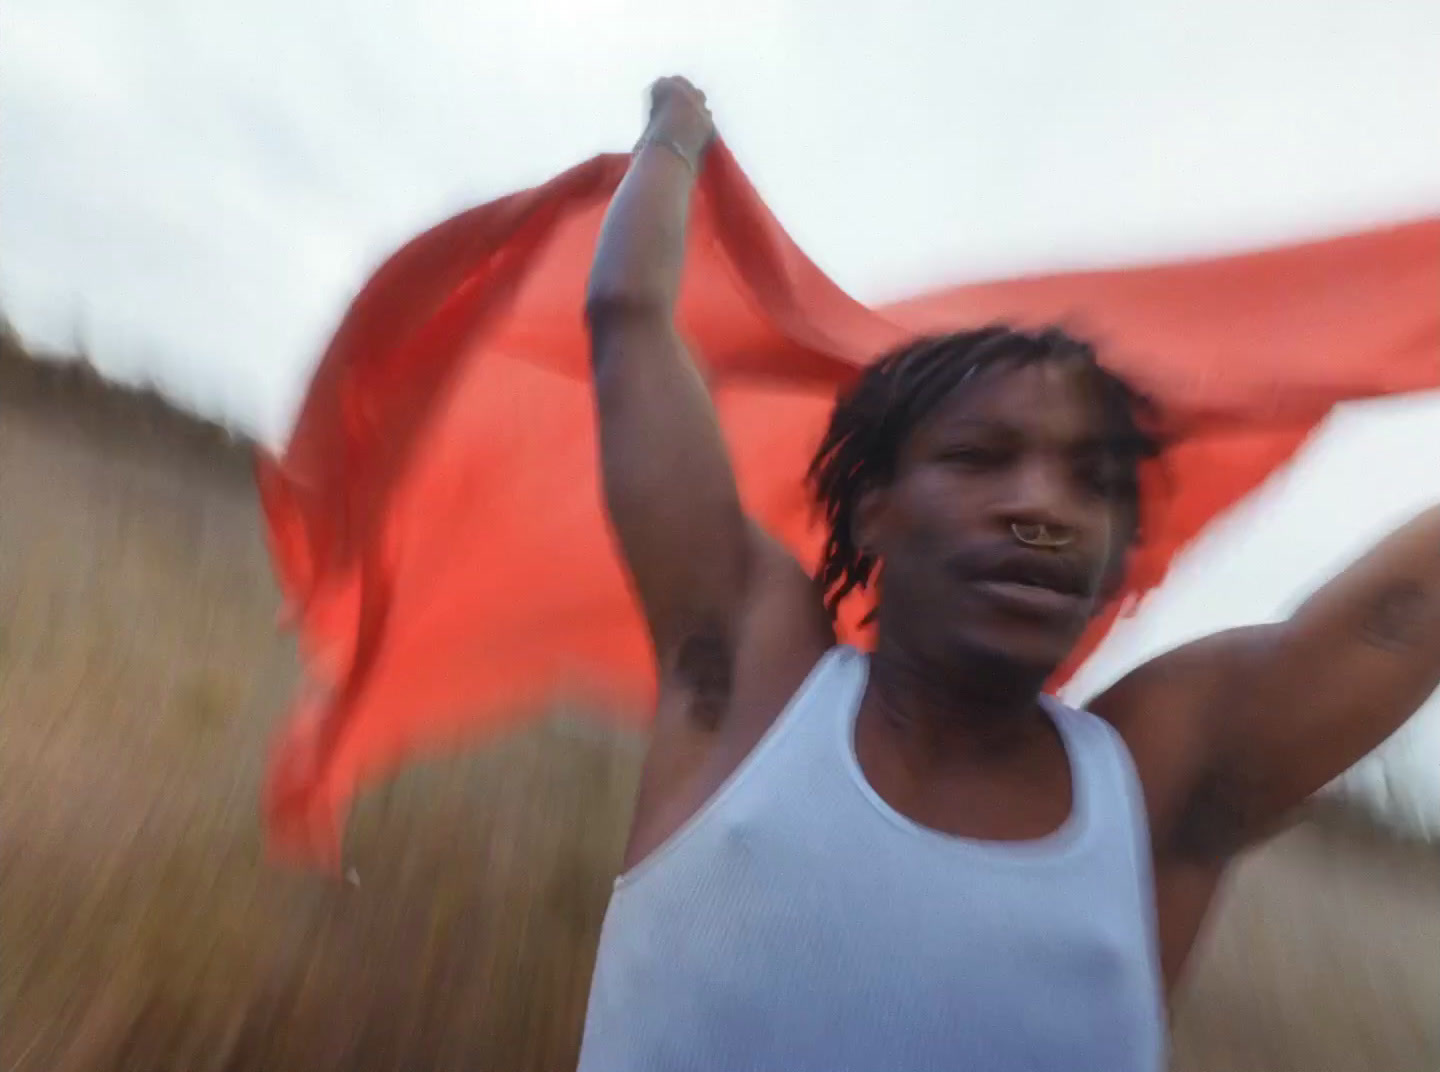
[1011, 522, 1073, 549]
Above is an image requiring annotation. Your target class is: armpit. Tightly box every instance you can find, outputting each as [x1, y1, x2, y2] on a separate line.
[1357, 580, 1430, 654]
[1168, 764, 1273, 861]
[672, 623, 735, 729]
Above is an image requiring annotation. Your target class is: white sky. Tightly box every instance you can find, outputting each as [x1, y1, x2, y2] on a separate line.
[4, 0, 1439, 823]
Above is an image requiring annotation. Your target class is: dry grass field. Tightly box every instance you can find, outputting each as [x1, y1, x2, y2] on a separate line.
[1, 333, 1436, 1071]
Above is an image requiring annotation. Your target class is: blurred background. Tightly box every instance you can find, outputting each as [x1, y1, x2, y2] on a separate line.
[2, 1, 1437, 1069]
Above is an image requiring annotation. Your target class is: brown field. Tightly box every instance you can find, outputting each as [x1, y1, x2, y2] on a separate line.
[2, 334, 1437, 1071]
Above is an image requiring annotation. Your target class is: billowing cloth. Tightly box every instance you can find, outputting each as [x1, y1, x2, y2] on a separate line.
[257, 141, 1440, 867]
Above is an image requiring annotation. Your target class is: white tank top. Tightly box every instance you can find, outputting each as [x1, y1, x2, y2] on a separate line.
[576, 646, 1166, 1071]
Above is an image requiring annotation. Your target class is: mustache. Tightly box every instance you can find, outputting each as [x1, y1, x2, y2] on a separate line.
[949, 543, 1094, 597]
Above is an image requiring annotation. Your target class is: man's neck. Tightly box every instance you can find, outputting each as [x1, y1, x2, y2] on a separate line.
[864, 637, 1054, 768]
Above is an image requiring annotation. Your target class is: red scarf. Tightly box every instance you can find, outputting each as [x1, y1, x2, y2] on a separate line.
[257, 142, 1440, 868]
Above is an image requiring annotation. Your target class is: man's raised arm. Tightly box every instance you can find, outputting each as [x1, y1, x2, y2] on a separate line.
[1098, 504, 1440, 856]
[585, 78, 753, 705]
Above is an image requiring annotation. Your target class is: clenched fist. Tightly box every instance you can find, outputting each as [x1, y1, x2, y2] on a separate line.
[638, 76, 715, 170]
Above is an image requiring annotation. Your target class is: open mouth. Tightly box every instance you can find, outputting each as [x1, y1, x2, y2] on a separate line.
[972, 578, 1084, 618]
[967, 553, 1090, 619]
[977, 555, 1087, 597]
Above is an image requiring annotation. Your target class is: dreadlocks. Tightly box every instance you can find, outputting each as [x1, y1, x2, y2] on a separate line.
[807, 325, 1166, 616]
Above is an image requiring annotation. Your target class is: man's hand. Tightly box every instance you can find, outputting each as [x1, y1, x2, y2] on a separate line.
[640, 76, 715, 170]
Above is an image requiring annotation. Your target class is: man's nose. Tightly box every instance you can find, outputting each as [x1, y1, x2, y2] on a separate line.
[997, 457, 1081, 541]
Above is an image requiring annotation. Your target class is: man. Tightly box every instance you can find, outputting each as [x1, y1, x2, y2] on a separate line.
[576, 77, 1440, 1071]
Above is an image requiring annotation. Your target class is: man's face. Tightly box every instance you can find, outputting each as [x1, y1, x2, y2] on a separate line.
[860, 360, 1124, 675]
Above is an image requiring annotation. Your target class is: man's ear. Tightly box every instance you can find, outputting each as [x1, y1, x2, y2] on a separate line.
[852, 485, 887, 559]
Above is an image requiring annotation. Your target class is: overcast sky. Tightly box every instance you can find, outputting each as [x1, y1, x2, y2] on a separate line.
[4, 0, 1439, 824]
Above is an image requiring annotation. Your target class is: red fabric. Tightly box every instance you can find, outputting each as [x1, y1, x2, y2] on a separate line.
[257, 141, 1440, 867]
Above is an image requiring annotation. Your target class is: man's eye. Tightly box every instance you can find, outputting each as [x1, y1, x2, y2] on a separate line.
[1076, 459, 1121, 494]
[941, 446, 1005, 468]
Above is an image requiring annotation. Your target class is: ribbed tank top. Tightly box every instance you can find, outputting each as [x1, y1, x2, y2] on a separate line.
[576, 646, 1166, 1071]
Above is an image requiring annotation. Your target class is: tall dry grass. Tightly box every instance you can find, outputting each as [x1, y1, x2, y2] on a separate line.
[0, 335, 645, 1069]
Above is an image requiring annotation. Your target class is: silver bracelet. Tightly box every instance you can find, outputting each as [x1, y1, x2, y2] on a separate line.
[633, 134, 698, 174]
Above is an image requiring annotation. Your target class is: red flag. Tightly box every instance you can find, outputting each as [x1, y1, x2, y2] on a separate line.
[258, 142, 1440, 867]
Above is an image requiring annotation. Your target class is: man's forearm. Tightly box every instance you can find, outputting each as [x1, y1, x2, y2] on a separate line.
[586, 143, 700, 318]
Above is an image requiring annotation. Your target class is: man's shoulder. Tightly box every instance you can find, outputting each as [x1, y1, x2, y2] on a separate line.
[1087, 626, 1270, 729]
[1083, 634, 1248, 845]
